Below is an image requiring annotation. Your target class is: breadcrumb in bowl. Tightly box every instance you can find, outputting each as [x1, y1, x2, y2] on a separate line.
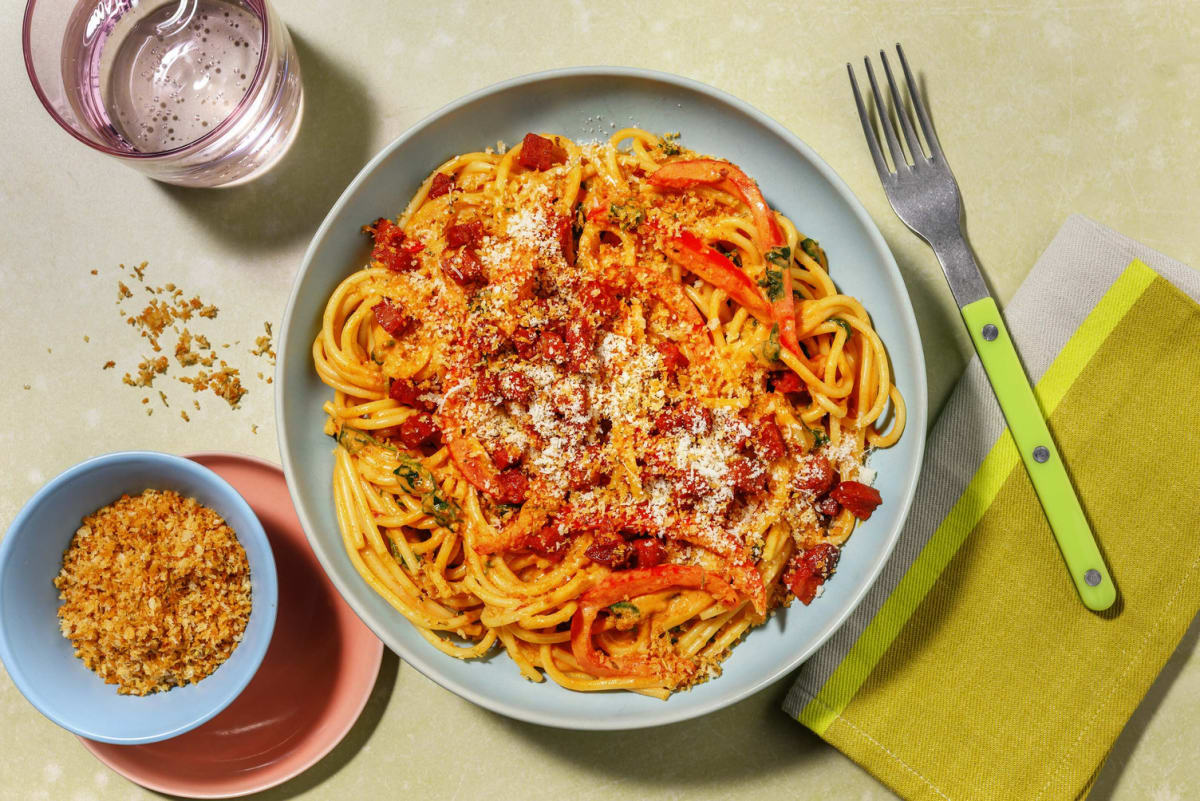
[0, 452, 277, 744]
[54, 490, 253, 696]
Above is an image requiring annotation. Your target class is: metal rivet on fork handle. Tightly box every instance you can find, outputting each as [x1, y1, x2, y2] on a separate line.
[1084, 569, 1102, 586]
[982, 324, 998, 341]
[1033, 446, 1050, 463]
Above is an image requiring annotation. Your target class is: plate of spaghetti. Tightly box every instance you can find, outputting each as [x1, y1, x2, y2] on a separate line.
[278, 67, 926, 728]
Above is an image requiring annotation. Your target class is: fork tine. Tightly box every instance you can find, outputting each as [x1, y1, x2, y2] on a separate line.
[879, 49, 925, 163]
[846, 63, 892, 179]
[863, 57, 907, 172]
[895, 43, 942, 159]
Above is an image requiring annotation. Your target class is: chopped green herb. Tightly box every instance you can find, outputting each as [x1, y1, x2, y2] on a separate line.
[765, 245, 791, 268]
[749, 541, 764, 561]
[337, 426, 397, 455]
[393, 455, 459, 527]
[809, 428, 830, 448]
[724, 249, 742, 267]
[756, 323, 782, 364]
[758, 267, 785, 301]
[386, 536, 403, 562]
[800, 238, 824, 265]
[832, 318, 853, 338]
[658, 132, 682, 156]
[608, 202, 646, 231]
[370, 350, 385, 366]
[608, 601, 640, 616]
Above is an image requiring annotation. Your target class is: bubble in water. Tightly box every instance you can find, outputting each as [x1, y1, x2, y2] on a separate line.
[100, 0, 265, 152]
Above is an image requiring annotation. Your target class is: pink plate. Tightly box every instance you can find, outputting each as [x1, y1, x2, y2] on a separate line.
[80, 453, 384, 798]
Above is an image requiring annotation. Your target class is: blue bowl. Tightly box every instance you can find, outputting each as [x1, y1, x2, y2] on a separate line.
[0, 452, 278, 744]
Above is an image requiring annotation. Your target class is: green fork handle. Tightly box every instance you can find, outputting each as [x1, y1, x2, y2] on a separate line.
[960, 297, 1116, 611]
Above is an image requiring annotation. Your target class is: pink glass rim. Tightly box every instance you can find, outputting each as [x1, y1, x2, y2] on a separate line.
[22, 0, 272, 159]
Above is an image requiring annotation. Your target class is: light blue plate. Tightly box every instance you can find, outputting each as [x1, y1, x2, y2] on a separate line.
[0, 451, 278, 744]
[277, 67, 927, 730]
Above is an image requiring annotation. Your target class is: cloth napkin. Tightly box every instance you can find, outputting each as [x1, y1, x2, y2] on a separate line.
[783, 215, 1200, 801]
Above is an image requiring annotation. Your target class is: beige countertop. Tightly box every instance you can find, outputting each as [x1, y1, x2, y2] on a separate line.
[2, 1, 1197, 799]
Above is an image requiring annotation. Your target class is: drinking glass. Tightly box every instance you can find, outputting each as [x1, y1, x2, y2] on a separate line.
[23, 0, 304, 188]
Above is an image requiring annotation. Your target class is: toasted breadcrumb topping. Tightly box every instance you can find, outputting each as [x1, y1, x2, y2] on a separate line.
[53, 490, 252, 695]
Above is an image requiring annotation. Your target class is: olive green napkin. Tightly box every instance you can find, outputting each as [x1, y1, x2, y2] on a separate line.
[784, 215, 1200, 801]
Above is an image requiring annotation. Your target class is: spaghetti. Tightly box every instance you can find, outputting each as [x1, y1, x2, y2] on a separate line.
[313, 130, 904, 697]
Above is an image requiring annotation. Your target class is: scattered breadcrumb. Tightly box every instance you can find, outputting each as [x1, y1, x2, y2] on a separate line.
[84, 335, 90, 343]
[103, 361, 116, 370]
[193, 400, 201, 410]
[141, 397, 149, 405]
[181, 411, 190, 422]
[158, 391, 169, 407]
[23, 384, 30, 390]
[123, 356, 169, 388]
[178, 362, 247, 407]
[175, 329, 200, 367]
[90, 269, 98, 275]
[250, 424, 258, 434]
[104, 261, 268, 415]
[251, 322, 276, 375]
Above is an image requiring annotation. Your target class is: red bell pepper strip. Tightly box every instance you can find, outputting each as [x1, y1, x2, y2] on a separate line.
[650, 160, 802, 357]
[761, 248, 803, 359]
[664, 231, 773, 323]
[569, 565, 737, 677]
[648, 159, 783, 250]
[446, 435, 500, 498]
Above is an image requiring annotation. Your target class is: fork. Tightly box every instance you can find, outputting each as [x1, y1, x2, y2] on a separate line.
[848, 45, 1115, 611]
